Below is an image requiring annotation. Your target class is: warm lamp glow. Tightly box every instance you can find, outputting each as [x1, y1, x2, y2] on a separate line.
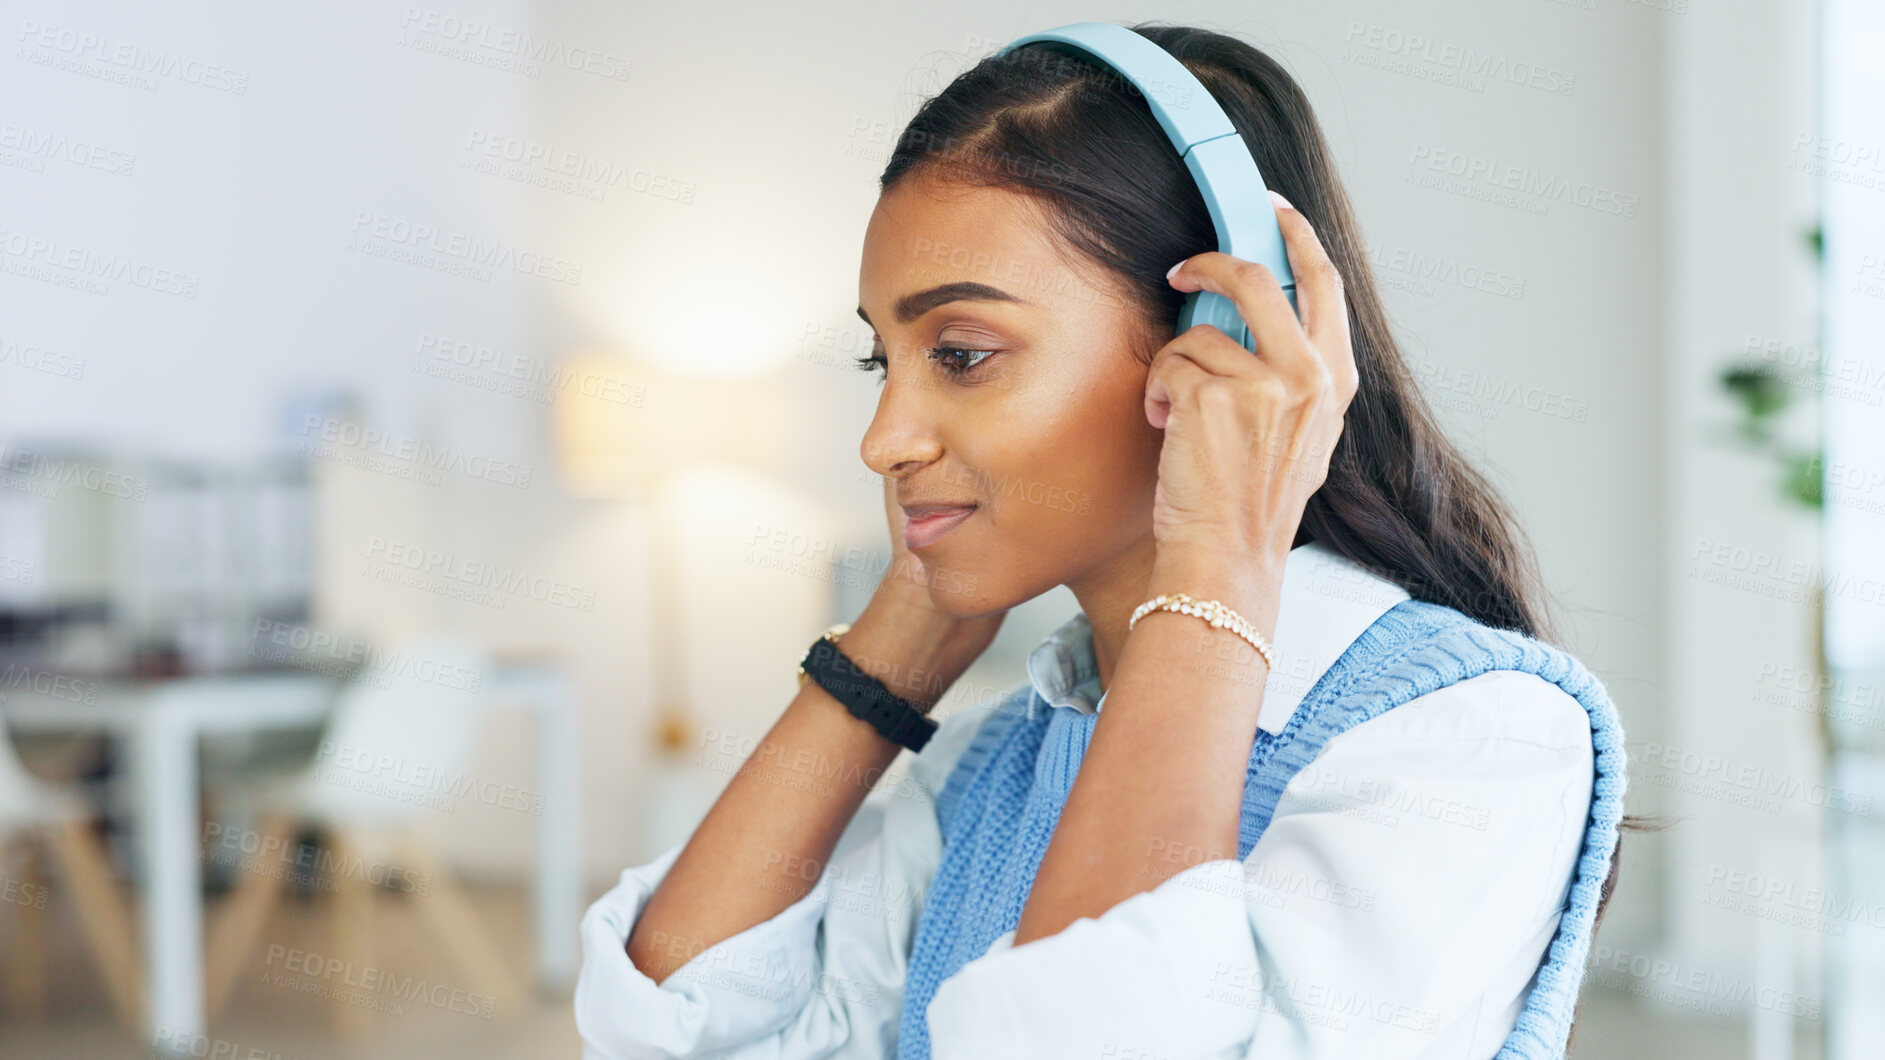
[563, 229, 832, 381]
[553, 350, 652, 499]
[637, 308, 801, 380]
[551, 349, 790, 499]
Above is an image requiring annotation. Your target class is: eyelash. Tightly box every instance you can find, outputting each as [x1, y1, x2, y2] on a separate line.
[852, 345, 998, 381]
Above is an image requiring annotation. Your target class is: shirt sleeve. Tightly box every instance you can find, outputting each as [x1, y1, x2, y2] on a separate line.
[574, 699, 996, 1060]
[923, 670, 1594, 1060]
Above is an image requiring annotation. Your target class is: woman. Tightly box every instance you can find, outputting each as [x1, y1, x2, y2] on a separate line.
[576, 21, 1625, 1060]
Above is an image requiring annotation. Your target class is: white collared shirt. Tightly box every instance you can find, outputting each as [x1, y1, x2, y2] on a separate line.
[574, 542, 1595, 1059]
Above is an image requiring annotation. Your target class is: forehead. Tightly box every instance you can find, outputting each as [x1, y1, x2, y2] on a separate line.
[858, 172, 1111, 323]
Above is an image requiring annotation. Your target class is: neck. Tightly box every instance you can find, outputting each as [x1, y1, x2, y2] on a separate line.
[1070, 525, 1316, 693]
[1064, 535, 1158, 696]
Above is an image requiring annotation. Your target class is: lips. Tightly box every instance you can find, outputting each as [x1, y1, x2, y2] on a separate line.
[901, 503, 978, 552]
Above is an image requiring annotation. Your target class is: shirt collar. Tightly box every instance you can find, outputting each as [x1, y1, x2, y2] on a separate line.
[1023, 540, 1412, 735]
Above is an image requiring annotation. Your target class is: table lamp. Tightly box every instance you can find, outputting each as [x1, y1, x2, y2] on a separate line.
[550, 348, 788, 783]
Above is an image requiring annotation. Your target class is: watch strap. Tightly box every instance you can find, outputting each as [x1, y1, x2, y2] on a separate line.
[799, 634, 938, 752]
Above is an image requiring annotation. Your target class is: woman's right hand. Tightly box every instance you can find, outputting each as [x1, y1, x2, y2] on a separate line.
[837, 476, 1008, 713]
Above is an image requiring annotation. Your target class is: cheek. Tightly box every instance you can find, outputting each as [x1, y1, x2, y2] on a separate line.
[986, 378, 1162, 548]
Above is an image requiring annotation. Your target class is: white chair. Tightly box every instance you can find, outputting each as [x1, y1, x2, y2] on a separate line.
[203, 635, 526, 1036]
[0, 725, 145, 1032]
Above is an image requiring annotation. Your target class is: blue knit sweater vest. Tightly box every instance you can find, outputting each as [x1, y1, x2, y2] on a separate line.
[895, 598, 1628, 1060]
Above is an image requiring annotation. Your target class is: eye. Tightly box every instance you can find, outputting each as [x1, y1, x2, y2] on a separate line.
[926, 345, 998, 378]
[851, 344, 1000, 382]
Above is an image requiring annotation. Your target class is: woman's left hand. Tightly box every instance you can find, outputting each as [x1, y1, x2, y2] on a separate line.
[1143, 197, 1359, 573]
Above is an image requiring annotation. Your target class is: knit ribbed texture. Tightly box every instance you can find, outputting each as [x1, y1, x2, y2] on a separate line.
[898, 599, 1627, 1060]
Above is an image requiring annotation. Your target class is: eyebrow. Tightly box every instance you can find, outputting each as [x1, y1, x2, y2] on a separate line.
[855, 281, 1028, 328]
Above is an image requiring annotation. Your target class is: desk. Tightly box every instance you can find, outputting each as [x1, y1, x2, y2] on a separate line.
[0, 662, 581, 1048]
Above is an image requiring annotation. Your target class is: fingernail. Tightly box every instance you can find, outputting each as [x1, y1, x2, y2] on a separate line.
[1268, 189, 1293, 210]
[1165, 260, 1185, 280]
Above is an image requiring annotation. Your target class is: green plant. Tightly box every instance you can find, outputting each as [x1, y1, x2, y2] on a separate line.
[1710, 221, 1826, 512]
[1716, 361, 1823, 510]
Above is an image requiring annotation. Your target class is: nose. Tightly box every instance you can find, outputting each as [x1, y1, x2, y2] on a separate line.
[859, 372, 943, 480]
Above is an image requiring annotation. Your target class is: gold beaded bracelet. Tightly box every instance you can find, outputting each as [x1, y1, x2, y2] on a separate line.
[1128, 592, 1276, 671]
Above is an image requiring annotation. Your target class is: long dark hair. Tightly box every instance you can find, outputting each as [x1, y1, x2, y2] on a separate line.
[878, 21, 1647, 1042]
[880, 21, 1555, 643]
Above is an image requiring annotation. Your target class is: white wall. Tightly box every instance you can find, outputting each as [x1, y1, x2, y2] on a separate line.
[1660, 0, 1831, 1006]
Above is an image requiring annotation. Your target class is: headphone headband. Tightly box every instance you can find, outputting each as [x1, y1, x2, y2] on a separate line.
[994, 22, 1298, 349]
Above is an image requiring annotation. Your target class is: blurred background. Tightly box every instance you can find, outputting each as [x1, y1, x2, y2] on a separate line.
[0, 0, 1881, 1057]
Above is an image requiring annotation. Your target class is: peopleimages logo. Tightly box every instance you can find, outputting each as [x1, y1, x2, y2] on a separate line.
[313, 740, 546, 816]
[461, 129, 693, 203]
[0, 664, 100, 705]
[298, 414, 533, 489]
[413, 332, 646, 406]
[1407, 356, 1590, 423]
[1703, 865, 1885, 933]
[202, 822, 431, 895]
[14, 20, 252, 93]
[1343, 20, 1577, 96]
[1688, 538, 1885, 608]
[0, 121, 137, 176]
[347, 210, 584, 286]
[1629, 740, 1873, 816]
[299, 414, 539, 490]
[361, 536, 599, 613]
[151, 1028, 304, 1060]
[0, 337, 86, 379]
[397, 7, 632, 82]
[263, 943, 495, 1020]
[250, 619, 485, 691]
[0, 226, 200, 297]
[1361, 237, 1528, 301]
[1405, 144, 1640, 219]
[1584, 945, 1821, 1020]
[1, 876, 49, 909]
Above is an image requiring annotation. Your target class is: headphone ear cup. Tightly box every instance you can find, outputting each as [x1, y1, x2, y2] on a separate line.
[1176, 289, 1256, 353]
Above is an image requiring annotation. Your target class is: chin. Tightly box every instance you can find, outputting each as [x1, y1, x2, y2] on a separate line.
[924, 580, 992, 619]
[918, 556, 1053, 621]
[915, 561, 997, 619]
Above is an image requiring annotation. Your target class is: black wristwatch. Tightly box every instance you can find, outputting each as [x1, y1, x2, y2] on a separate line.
[797, 623, 938, 752]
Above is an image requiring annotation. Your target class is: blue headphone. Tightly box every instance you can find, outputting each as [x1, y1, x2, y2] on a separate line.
[995, 22, 1297, 353]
